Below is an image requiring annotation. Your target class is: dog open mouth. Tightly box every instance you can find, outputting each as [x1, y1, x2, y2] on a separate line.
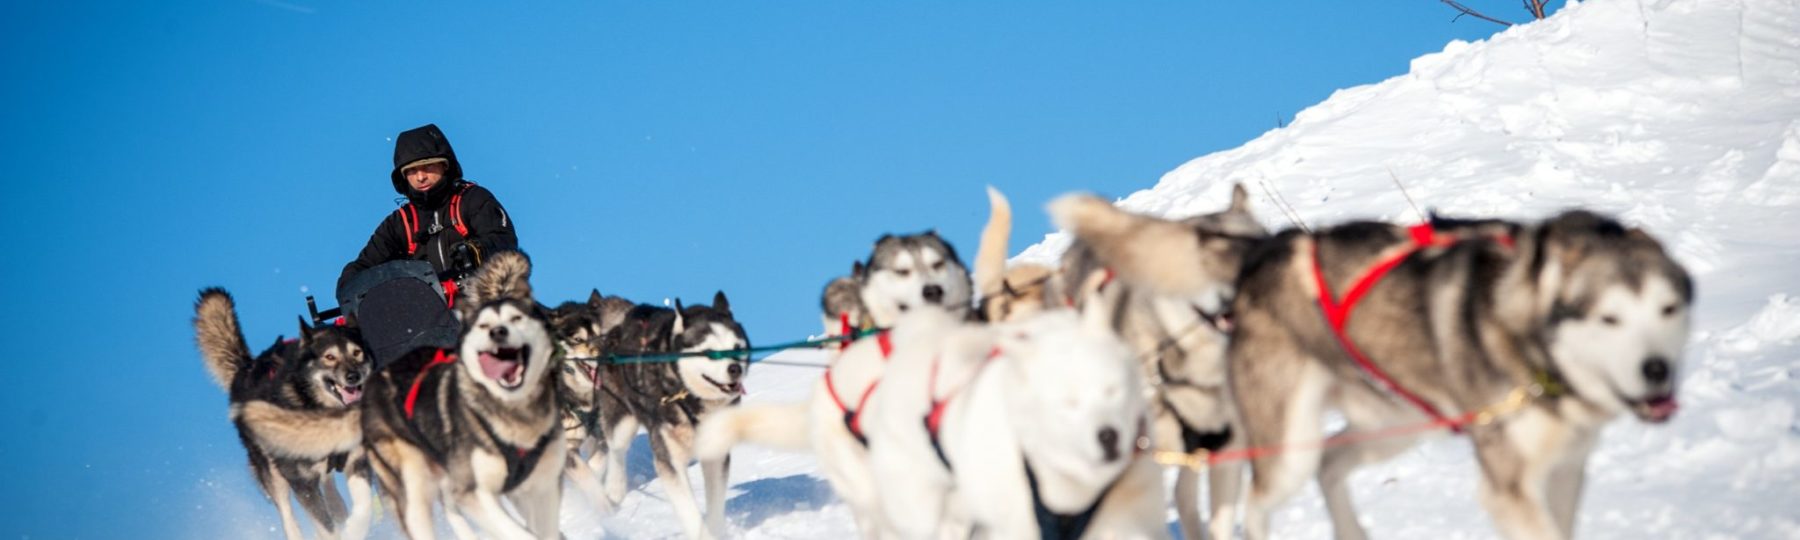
[1631, 394, 1679, 423]
[480, 346, 530, 389]
[325, 379, 364, 406]
[702, 374, 743, 396]
[1193, 306, 1235, 334]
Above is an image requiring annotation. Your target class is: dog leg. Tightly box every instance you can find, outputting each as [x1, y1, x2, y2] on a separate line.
[514, 438, 567, 539]
[342, 455, 374, 540]
[290, 473, 340, 540]
[1545, 430, 1598, 537]
[702, 455, 730, 537]
[649, 426, 714, 540]
[565, 449, 615, 514]
[1317, 430, 1419, 540]
[1206, 461, 1244, 540]
[264, 467, 306, 540]
[444, 508, 480, 540]
[454, 488, 537, 540]
[1174, 467, 1205, 540]
[391, 446, 440, 540]
[1235, 354, 1331, 540]
[598, 415, 639, 504]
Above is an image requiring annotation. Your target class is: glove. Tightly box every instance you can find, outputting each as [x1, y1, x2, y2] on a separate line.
[450, 241, 479, 273]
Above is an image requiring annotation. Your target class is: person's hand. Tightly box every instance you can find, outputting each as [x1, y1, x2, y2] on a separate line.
[450, 241, 478, 272]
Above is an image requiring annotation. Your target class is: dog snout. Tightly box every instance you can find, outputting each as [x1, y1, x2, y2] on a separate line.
[344, 369, 363, 386]
[922, 284, 945, 304]
[1097, 426, 1121, 463]
[726, 362, 744, 380]
[1642, 356, 1671, 385]
[489, 325, 510, 342]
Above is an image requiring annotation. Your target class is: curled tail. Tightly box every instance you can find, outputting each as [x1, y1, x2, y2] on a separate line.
[233, 401, 363, 459]
[194, 288, 251, 390]
[695, 402, 811, 461]
[973, 186, 1013, 299]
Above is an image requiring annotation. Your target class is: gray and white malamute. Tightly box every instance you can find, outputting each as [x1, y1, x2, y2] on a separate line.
[360, 251, 565, 540]
[856, 230, 974, 326]
[588, 292, 750, 540]
[194, 289, 374, 540]
[1051, 184, 1265, 540]
[1218, 211, 1692, 540]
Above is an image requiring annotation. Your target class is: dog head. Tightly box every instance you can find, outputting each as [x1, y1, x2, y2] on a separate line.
[548, 300, 604, 359]
[858, 231, 973, 326]
[455, 251, 557, 400]
[1514, 211, 1694, 423]
[1052, 184, 1265, 330]
[994, 307, 1146, 512]
[673, 291, 751, 402]
[294, 317, 371, 408]
[821, 262, 871, 332]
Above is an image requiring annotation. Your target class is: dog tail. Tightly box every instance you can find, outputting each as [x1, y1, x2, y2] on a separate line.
[194, 288, 251, 391]
[232, 400, 363, 459]
[1049, 193, 1217, 297]
[973, 185, 1013, 299]
[696, 402, 811, 460]
[464, 250, 534, 307]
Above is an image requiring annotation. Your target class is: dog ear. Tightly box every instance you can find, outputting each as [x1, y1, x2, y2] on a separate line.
[713, 291, 731, 315]
[672, 299, 687, 335]
[851, 260, 867, 280]
[1050, 193, 1216, 299]
[588, 289, 605, 309]
[1229, 183, 1250, 212]
[467, 250, 533, 305]
[296, 316, 313, 346]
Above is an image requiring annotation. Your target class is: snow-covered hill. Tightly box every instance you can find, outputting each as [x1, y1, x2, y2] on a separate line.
[211, 0, 1800, 537]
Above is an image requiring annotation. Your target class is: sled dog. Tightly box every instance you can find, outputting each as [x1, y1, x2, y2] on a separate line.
[360, 251, 566, 540]
[194, 289, 374, 540]
[588, 292, 750, 540]
[859, 291, 1165, 539]
[856, 230, 975, 326]
[1053, 185, 1265, 540]
[1218, 211, 1692, 540]
[547, 289, 636, 513]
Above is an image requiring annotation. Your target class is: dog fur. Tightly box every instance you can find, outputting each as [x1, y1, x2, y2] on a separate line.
[194, 289, 374, 540]
[1051, 184, 1265, 540]
[588, 292, 750, 540]
[359, 251, 567, 540]
[1217, 211, 1693, 540]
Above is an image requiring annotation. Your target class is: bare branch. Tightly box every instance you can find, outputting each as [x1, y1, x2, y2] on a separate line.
[1441, 0, 1515, 27]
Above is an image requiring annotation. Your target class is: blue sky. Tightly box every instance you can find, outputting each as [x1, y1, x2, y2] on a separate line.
[0, 1, 1516, 537]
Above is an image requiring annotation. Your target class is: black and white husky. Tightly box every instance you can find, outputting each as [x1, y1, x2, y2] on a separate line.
[359, 251, 565, 540]
[194, 289, 374, 540]
[589, 292, 751, 540]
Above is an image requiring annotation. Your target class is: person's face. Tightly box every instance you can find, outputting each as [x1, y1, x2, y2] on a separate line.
[404, 162, 447, 192]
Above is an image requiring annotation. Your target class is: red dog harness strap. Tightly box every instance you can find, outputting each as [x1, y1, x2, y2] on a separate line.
[397, 183, 476, 256]
[922, 346, 1004, 469]
[404, 349, 457, 419]
[823, 329, 895, 445]
[1311, 223, 1509, 432]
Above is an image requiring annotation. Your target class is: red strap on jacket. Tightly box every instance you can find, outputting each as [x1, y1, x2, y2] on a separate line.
[398, 205, 420, 255]
[404, 350, 458, 419]
[398, 182, 476, 256]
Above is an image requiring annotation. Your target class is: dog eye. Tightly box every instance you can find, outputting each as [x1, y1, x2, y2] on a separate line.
[1661, 304, 1678, 317]
[511, 314, 523, 323]
[895, 269, 912, 278]
[1600, 315, 1620, 326]
[932, 261, 945, 271]
[325, 353, 337, 361]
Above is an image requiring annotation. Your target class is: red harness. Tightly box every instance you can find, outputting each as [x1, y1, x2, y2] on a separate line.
[404, 349, 458, 419]
[823, 329, 893, 444]
[1311, 223, 1512, 431]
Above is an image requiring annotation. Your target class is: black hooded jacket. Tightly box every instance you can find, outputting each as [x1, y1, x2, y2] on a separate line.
[337, 124, 519, 295]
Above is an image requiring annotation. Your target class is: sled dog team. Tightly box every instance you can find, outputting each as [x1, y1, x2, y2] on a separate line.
[196, 184, 1693, 539]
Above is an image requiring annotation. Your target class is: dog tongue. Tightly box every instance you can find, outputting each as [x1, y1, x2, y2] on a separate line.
[480, 352, 521, 384]
[1646, 397, 1679, 422]
[340, 385, 363, 405]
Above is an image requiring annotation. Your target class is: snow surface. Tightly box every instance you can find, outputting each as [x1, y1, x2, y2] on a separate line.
[210, 0, 1800, 537]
